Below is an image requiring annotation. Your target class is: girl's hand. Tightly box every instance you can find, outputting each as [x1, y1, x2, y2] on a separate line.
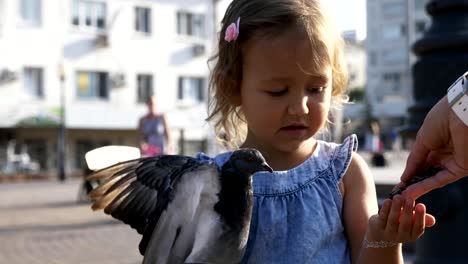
[366, 195, 436, 244]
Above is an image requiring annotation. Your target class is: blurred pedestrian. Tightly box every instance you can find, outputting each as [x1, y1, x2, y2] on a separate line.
[138, 95, 172, 156]
[390, 128, 403, 157]
[365, 121, 386, 167]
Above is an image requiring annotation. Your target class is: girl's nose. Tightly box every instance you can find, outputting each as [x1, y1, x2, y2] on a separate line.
[288, 96, 309, 115]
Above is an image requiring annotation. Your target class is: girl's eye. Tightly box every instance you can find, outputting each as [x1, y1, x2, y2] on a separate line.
[307, 86, 326, 94]
[266, 89, 287, 96]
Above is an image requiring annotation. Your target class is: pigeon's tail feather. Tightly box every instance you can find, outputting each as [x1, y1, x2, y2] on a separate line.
[104, 187, 132, 215]
[91, 176, 137, 210]
[89, 174, 124, 199]
[87, 158, 140, 181]
[88, 161, 140, 199]
[103, 172, 135, 195]
[91, 185, 125, 210]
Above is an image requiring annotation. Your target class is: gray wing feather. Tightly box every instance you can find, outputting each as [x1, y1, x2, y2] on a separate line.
[142, 165, 221, 264]
[87, 155, 217, 258]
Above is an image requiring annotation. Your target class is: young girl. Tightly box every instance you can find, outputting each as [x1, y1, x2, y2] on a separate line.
[203, 0, 436, 263]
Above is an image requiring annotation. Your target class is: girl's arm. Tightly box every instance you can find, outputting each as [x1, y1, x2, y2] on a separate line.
[343, 152, 435, 264]
[342, 152, 395, 263]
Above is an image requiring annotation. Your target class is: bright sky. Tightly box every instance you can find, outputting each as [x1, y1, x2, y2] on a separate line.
[218, 0, 367, 40]
[328, 0, 367, 40]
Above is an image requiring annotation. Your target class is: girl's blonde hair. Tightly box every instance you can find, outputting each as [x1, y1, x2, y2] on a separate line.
[207, 0, 348, 148]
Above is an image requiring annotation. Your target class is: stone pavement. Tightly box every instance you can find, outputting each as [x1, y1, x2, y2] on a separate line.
[0, 151, 411, 264]
[0, 180, 142, 264]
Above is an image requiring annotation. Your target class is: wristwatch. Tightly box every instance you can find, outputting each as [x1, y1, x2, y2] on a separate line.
[447, 71, 468, 126]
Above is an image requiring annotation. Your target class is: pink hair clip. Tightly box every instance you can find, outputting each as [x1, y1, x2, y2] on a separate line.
[224, 17, 240, 42]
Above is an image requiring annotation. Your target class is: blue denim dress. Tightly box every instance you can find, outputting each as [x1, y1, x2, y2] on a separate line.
[197, 135, 357, 264]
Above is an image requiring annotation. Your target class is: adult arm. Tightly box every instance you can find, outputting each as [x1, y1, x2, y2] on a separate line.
[400, 96, 468, 199]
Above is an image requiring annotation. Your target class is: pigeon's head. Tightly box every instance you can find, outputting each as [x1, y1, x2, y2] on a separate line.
[227, 148, 273, 176]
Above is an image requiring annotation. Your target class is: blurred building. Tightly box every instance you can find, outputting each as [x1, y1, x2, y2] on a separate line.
[339, 31, 367, 140]
[365, 0, 430, 136]
[0, 0, 220, 176]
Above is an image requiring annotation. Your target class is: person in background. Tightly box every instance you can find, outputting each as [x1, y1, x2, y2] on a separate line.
[138, 95, 172, 156]
[365, 121, 386, 167]
[390, 128, 403, 157]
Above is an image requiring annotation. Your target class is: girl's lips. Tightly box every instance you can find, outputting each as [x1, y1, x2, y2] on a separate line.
[281, 125, 307, 130]
[280, 126, 308, 137]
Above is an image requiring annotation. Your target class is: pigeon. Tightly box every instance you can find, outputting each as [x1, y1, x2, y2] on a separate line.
[87, 148, 272, 264]
[388, 166, 443, 199]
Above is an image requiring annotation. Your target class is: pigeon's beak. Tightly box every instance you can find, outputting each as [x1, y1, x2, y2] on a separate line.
[262, 162, 273, 173]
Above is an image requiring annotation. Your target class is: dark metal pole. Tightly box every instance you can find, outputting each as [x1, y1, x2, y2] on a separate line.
[402, 0, 468, 137]
[401, 1, 468, 263]
[58, 65, 66, 181]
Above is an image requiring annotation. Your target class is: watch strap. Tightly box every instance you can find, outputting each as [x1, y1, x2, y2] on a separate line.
[447, 72, 468, 126]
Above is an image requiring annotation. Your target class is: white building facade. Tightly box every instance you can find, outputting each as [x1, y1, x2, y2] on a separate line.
[365, 0, 430, 134]
[0, 0, 220, 176]
[341, 36, 367, 139]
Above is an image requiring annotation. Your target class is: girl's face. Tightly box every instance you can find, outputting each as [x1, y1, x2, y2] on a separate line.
[239, 30, 332, 168]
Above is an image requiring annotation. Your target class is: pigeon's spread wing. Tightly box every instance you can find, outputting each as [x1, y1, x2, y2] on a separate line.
[87, 155, 212, 254]
[142, 165, 223, 263]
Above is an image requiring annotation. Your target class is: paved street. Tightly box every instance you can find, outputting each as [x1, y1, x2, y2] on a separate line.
[0, 151, 410, 264]
[0, 180, 142, 264]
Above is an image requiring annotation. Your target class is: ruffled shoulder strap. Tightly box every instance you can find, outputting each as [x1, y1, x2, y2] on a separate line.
[315, 134, 358, 183]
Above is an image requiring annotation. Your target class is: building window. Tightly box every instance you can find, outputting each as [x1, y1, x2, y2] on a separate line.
[415, 0, 428, 10]
[178, 76, 205, 104]
[23, 67, 44, 98]
[76, 71, 109, 99]
[20, 0, 41, 25]
[135, 7, 151, 34]
[369, 51, 377, 66]
[383, 72, 402, 92]
[137, 74, 153, 103]
[382, 49, 406, 64]
[72, 0, 106, 30]
[0, 1, 4, 33]
[75, 140, 94, 170]
[24, 139, 47, 170]
[382, 24, 406, 40]
[415, 21, 426, 34]
[177, 12, 205, 37]
[382, 2, 405, 18]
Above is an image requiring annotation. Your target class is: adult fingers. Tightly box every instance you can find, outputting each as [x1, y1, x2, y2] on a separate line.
[425, 213, 436, 227]
[402, 167, 460, 199]
[400, 136, 430, 183]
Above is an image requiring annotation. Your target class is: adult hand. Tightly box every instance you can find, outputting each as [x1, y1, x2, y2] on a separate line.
[400, 96, 468, 199]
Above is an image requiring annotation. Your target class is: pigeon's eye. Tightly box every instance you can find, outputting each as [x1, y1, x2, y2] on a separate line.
[246, 156, 256, 162]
